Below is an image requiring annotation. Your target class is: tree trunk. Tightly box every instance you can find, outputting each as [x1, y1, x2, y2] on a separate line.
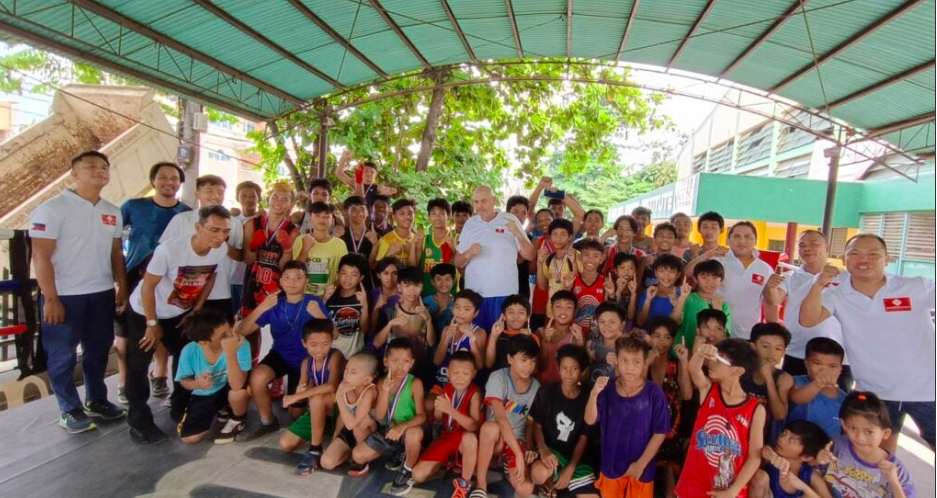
[268, 120, 307, 194]
[415, 69, 449, 172]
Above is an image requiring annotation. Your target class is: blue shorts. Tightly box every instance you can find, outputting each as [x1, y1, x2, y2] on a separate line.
[884, 400, 935, 447]
[473, 296, 508, 332]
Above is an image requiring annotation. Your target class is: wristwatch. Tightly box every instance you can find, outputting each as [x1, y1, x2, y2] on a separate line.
[146, 319, 158, 327]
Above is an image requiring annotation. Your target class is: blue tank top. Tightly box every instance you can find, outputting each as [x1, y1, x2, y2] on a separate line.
[434, 326, 476, 385]
[767, 463, 815, 498]
[307, 349, 336, 387]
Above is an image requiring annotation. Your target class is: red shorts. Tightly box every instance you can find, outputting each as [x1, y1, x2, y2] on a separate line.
[501, 439, 527, 471]
[419, 431, 465, 463]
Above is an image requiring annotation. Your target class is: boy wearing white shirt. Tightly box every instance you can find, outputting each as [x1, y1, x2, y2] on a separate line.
[30, 151, 129, 433]
[125, 205, 232, 444]
[160, 175, 244, 320]
[800, 233, 936, 453]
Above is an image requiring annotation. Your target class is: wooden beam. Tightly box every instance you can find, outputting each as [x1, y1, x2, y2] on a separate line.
[720, 0, 809, 79]
[770, 0, 925, 93]
[828, 59, 935, 109]
[0, 19, 268, 120]
[285, 0, 388, 78]
[505, 0, 523, 59]
[667, 0, 717, 68]
[566, 0, 573, 59]
[368, 0, 432, 69]
[66, 0, 303, 105]
[616, 0, 641, 61]
[191, 0, 344, 89]
[865, 113, 935, 139]
[439, 0, 477, 63]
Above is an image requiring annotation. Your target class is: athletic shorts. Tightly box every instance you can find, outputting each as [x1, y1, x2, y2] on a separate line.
[419, 430, 466, 463]
[259, 350, 302, 396]
[595, 473, 652, 498]
[501, 439, 527, 472]
[365, 431, 405, 458]
[288, 403, 338, 441]
[337, 426, 357, 447]
[177, 386, 229, 438]
[548, 447, 596, 493]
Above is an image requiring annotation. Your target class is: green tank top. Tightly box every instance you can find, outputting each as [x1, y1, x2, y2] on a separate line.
[387, 374, 416, 427]
[420, 232, 457, 297]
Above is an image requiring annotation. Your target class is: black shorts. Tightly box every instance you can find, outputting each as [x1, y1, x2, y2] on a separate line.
[258, 350, 302, 395]
[365, 431, 404, 458]
[115, 265, 147, 339]
[337, 426, 357, 447]
[177, 386, 229, 437]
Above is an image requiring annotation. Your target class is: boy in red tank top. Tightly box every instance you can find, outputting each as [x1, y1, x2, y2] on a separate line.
[412, 351, 482, 497]
[675, 338, 766, 498]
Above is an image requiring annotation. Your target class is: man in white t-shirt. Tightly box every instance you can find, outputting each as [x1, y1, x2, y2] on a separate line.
[767, 230, 852, 390]
[30, 151, 129, 434]
[160, 175, 243, 320]
[124, 205, 232, 444]
[800, 233, 936, 453]
[455, 185, 535, 331]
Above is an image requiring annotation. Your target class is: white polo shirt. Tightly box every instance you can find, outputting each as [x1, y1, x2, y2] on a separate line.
[160, 210, 243, 300]
[29, 189, 122, 296]
[821, 274, 935, 401]
[457, 210, 522, 298]
[779, 266, 849, 363]
[714, 250, 774, 340]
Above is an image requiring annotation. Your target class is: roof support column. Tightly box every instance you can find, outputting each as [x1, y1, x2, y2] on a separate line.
[821, 145, 842, 237]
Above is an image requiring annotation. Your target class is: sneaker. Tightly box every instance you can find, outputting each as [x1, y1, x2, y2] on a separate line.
[234, 419, 280, 442]
[269, 377, 285, 399]
[59, 409, 97, 433]
[347, 462, 370, 477]
[117, 385, 128, 405]
[215, 417, 245, 444]
[385, 449, 405, 471]
[451, 478, 472, 498]
[295, 447, 321, 475]
[84, 399, 127, 420]
[150, 375, 170, 398]
[468, 490, 488, 498]
[129, 425, 168, 444]
[389, 468, 414, 496]
[216, 406, 232, 424]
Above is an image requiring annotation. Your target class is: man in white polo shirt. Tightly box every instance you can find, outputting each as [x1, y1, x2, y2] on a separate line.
[686, 221, 777, 339]
[125, 205, 232, 444]
[455, 185, 535, 331]
[800, 233, 935, 452]
[766, 230, 852, 390]
[30, 151, 129, 433]
[160, 175, 243, 320]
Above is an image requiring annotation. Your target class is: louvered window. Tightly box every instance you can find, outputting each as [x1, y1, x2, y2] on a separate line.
[775, 155, 811, 178]
[692, 154, 706, 174]
[880, 213, 905, 259]
[709, 140, 733, 173]
[904, 212, 935, 261]
[777, 110, 828, 153]
[736, 124, 772, 166]
[829, 227, 848, 258]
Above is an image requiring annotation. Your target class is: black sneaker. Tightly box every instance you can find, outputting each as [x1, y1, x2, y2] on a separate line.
[385, 449, 405, 471]
[59, 409, 96, 433]
[347, 462, 370, 477]
[84, 399, 127, 420]
[234, 419, 280, 442]
[216, 405, 232, 424]
[389, 468, 414, 496]
[214, 417, 245, 444]
[129, 425, 168, 444]
[150, 375, 170, 398]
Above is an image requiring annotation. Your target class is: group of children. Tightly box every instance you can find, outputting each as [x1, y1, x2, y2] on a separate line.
[164, 169, 916, 498]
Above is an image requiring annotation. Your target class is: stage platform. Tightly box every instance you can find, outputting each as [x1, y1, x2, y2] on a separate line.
[0, 375, 933, 498]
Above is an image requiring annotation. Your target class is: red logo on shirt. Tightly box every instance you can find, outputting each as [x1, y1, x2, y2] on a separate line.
[101, 214, 117, 226]
[751, 274, 765, 285]
[32, 223, 46, 232]
[883, 297, 911, 312]
[495, 228, 505, 233]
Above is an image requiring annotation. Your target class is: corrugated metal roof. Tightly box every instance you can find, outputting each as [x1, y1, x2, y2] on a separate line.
[1, 0, 932, 154]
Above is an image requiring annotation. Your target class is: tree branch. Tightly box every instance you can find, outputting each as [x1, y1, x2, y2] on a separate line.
[267, 120, 306, 193]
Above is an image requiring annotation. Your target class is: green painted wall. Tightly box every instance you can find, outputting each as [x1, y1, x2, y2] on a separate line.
[857, 173, 936, 214]
[695, 174, 863, 227]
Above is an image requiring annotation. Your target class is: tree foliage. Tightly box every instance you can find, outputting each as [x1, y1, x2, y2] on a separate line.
[549, 158, 678, 213]
[249, 61, 666, 210]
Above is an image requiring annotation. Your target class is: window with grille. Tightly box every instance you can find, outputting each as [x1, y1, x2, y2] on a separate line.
[709, 140, 733, 173]
[777, 111, 828, 153]
[905, 212, 935, 261]
[692, 154, 706, 174]
[768, 239, 785, 252]
[775, 155, 811, 178]
[736, 124, 772, 166]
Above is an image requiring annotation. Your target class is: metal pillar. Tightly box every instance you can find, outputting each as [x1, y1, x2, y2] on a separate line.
[821, 146, 842, 237]
[178, 99, 202, 207]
